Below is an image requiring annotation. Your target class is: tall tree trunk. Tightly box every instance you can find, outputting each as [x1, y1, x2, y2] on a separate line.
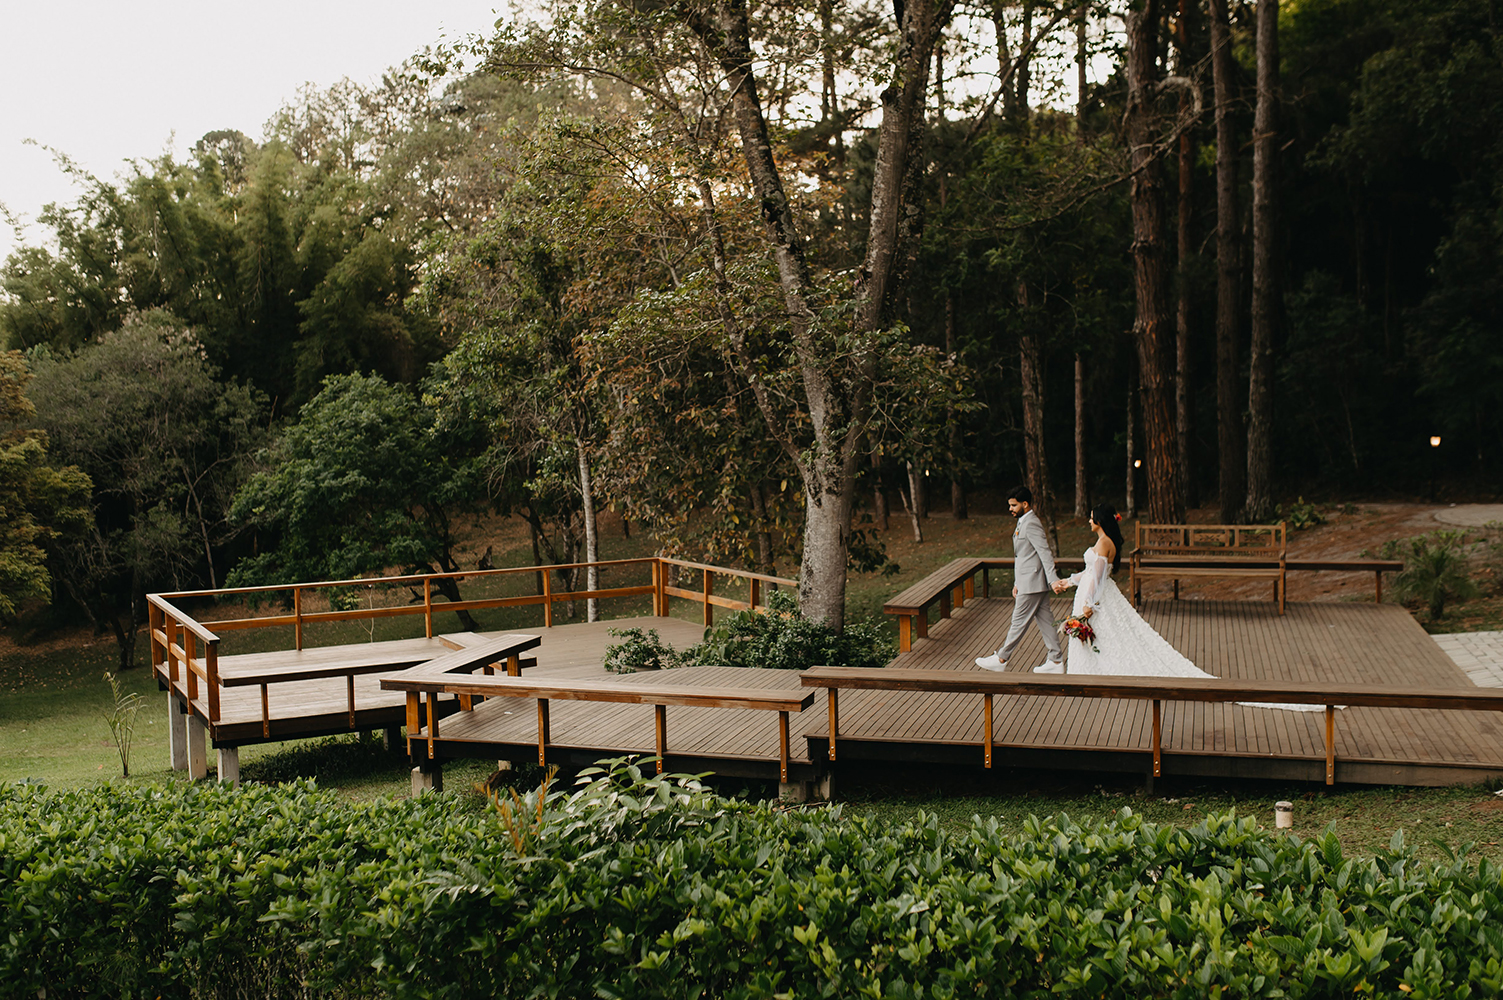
[1126, 372, 1138, 517]
[1209, 0, 1244, 523]
[1126, 0, 1185, 523]
[871, 443, 889, 530]
[750, 481, 775, 576]
[901, 462, 925, 542]
[1244, 0, 1279, 522]
[682, 0, 950, 629]
[576, 438, 599, 622]
[1017, 282, 1055, 536]
[1175, 0, 1195, 513]
[1074, 353, 1087, 516]
[1074, 1, 1090, 520]
[945, 293, 967, 518]
[1017, 0, 1034, 117]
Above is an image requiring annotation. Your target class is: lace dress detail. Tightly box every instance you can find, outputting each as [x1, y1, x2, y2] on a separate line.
[1063, 548, 1318, 711]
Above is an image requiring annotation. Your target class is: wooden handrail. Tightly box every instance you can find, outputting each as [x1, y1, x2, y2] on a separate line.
[388, 671, 814, 781]
[801, 667, 1503, 785]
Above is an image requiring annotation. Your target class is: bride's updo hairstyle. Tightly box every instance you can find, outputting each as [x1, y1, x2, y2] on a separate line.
[1092, 503, 1126, 570]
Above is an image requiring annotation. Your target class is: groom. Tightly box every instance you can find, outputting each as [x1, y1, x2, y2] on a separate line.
[975, 486, 1064, 673]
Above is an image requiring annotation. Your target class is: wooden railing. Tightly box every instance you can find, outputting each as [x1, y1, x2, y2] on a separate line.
[802, 667, 1503, 785]
[148, 557, 797, 722]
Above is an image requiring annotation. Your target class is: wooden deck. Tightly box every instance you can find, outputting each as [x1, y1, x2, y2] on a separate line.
[413, 600, 1503, 787]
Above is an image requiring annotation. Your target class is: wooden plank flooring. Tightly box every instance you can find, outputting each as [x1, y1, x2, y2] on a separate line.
[192, 599, 1503, 786]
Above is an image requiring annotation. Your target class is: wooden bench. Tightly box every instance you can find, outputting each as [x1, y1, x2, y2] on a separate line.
[801, 666, 1503, 786]
[381, 672, 815, 782]
[1131, 523, 1287, 613]
[883, 557, 1089, 652]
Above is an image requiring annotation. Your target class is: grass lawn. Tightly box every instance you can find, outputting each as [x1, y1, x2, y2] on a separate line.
[4, 499, 1503, 864]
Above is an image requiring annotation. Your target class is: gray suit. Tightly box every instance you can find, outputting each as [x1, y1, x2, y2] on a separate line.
[997, 509, 1063, 664]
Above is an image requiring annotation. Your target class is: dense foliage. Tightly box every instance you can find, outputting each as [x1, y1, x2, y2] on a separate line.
[4, 763, 1503, 998]
[7, 0, 1503, 632]
[604, 593, 895, 673]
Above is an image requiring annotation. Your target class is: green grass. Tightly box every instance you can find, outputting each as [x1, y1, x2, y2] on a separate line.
[834, 764, 1503, 866]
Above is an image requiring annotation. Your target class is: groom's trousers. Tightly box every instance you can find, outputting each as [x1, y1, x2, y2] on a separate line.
[996, 590, 1063, 665]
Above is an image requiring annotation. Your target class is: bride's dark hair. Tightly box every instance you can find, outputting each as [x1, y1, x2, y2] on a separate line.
[1092, 503, 1125, 570]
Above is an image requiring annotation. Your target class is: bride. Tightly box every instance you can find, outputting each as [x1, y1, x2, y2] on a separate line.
[1042, 503, 1216, 679]
[1046, 505, 1319, 712]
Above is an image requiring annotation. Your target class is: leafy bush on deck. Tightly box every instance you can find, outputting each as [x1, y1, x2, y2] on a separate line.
[3, 765, 1503, 999]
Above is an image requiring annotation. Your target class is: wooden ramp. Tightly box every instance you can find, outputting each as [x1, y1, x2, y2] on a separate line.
[407, 602, 1503, 787]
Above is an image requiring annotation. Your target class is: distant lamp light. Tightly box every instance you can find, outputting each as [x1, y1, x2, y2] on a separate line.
[1133, 459, 1142, 469]
[1430, 435, 1442, 448]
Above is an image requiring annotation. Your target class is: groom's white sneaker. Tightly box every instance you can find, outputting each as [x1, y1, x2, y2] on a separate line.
[974, 654, 1007, 671]
[1032, 661, 1064, 674]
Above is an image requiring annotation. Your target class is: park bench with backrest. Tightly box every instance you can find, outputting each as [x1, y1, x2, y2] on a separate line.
[381, 671, 815, 784]
[1130, 522, 1288, 613]
[800, 666, 1503, 786]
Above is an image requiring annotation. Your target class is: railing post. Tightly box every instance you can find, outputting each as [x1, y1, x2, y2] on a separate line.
[185, 630, 198, 705]
[750, 577, 761, 612]
[655, 703, 668, 775]
[205, 639, 220, 724]
[537, 698, 551, 765]
[293, 586, 304, 650]
[149, 603, 163, 675]
[424, 578, 434, 638]
[983, 693, 993, 768]
[542, 569, 554, 628]
[702, 569, 713, 627]
[1325, 705, 1336, 785]
[1151, 700, 1162, 779]
[827, 688, 839, 761]
[652, 559, 663, 616]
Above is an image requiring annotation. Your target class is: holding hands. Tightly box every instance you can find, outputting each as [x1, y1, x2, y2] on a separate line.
[1051, 578, 1071, 594]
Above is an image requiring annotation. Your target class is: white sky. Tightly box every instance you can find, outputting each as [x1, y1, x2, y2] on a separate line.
[0, 0, 502, 261]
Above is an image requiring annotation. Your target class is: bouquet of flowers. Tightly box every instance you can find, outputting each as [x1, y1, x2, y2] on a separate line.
[1056, 614, 1099, 652]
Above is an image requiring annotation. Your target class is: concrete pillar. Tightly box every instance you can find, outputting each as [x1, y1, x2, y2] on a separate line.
[382, 726, 402, 752]
[217, 746, 240, 786]
[167, 694, 187, 771]
[813, 771, 835, 802]
[411, 764, 444, 795]
[778, 780, 811, 803]
[186, 715, 208, 781]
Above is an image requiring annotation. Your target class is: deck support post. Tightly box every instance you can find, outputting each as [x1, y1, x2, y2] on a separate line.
[186, 714, 208, 781]
[382, 726, 402, 751]
[1325, 705, 1336, 785]
[1151, 700, 1162, 779]
[217, 746, 240, 786]
[826, 689, 838, 761]
[897, 616, 912, 653]
[655, 704, 668, 775]
[167, 694, 187, 771]
[983, 694, 994, 768]
[778, 711, 790, 783]
[411, 763, 443, 795]
[537, 698, 551, 765]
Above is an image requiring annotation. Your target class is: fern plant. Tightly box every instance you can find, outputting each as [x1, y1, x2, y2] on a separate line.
[1391, 530, 1481, 620]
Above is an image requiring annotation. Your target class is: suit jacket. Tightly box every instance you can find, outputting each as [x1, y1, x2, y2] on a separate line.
[1012, 509, 1060, 594]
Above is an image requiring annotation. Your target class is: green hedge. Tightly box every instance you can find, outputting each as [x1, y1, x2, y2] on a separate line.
[3, 763, 1502, 998]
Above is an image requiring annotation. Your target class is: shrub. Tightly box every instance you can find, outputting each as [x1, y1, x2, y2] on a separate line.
[685, 590, 894, 670]
[1277, 496, 1325, 530]
[1390, 529, 1482, 619]
[603, 627, 685, 673]
[5, 765, 1503, 997]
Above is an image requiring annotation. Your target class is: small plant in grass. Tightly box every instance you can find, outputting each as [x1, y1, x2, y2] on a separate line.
[101, 671, 143, 777]
[603, 627, 684, 673]
[1276, 495, 1325, 530]
[686, 590, 894, 670]
[1390, 530, 1482, 620]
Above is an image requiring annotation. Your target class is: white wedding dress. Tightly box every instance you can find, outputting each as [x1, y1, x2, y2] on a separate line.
[1061, 547, 1319, 711]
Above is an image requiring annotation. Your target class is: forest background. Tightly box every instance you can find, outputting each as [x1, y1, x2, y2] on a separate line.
[3, 0, 1501, 668]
